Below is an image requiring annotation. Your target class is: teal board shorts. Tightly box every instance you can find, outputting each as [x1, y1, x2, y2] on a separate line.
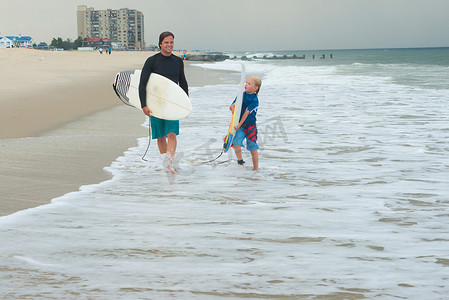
[150, 116, 179, 139]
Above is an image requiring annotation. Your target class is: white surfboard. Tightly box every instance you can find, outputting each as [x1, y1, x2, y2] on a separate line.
[223, 64, 245, 153]
[113, 70, 192, 120]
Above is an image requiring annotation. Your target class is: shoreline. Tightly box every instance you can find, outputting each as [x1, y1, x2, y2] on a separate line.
[0, 48, 236, 217]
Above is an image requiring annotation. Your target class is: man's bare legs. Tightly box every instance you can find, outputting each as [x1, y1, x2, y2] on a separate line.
[157, 132, 177, 172]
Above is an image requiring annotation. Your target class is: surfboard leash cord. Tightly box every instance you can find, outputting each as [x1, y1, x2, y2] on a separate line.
[141, 123, 151, 161]
[200, 150, 223, 164]
[199, 150, 231, 165]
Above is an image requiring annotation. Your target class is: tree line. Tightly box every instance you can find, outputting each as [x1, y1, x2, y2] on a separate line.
[49, 37, 83, 50]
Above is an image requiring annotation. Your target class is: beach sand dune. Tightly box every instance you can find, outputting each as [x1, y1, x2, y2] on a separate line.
[0, 48, 233, 216]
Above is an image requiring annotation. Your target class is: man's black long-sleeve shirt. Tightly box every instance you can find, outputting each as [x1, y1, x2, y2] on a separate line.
[138, 53, 189, 108]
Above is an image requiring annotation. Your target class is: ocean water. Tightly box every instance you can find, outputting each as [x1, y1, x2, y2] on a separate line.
[1, 48, 449, 299]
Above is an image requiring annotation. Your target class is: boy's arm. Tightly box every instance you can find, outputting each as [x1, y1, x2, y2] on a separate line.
[234, 109, 250, 130]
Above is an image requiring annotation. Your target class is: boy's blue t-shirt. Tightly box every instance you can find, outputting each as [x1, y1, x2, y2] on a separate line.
[232, 92, 259, 125]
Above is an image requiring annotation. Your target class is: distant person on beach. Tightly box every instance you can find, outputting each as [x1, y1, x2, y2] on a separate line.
[229, 76, 262, 171]
[138, 31, 188, 172]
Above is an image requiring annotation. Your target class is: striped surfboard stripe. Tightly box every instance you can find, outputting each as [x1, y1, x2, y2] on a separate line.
[113, 70, 135, 105]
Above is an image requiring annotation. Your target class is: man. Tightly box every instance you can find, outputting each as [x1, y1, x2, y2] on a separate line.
[139, 31, 188, 172]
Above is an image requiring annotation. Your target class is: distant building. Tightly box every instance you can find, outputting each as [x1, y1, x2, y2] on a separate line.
[0, 36, 34, 48]
[81, 37, 112, 49]
[77, 5, 145, 50]
[36, 42, 49, 49]
[110, 39, 123, 50]
[0, 37, 13, 48]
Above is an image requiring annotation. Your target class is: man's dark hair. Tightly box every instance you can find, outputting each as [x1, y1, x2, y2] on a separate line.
[159, 31, 174, 47]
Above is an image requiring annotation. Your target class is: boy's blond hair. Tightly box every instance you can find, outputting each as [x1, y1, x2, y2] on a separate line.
[249, 76, 262, 94]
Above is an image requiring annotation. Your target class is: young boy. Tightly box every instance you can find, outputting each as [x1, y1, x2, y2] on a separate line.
[229, 76, 262, 171]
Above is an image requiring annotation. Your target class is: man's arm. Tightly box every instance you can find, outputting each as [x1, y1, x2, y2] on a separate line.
[178, 62, 188, 96]
[139, 59, 152, 108]
[139, 58, 153, 116]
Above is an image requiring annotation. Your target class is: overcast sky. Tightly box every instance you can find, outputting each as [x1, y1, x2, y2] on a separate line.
[2, 0, 448, 51]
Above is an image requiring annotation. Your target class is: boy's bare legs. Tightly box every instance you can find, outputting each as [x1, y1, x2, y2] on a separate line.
[234, 145, 246, 169]
[250, 149, 259, 171]
[234, 145, 243, 161]
[235, 146, 258, 170]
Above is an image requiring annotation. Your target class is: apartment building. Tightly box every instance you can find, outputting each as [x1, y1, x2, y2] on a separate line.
[77, 5, 145, 50]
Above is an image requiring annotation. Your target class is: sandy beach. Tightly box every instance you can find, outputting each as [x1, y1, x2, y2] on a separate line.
[0, 48, 232, 217]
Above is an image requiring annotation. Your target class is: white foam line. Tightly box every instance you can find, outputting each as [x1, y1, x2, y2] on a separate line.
[13, 255, 64, 268]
